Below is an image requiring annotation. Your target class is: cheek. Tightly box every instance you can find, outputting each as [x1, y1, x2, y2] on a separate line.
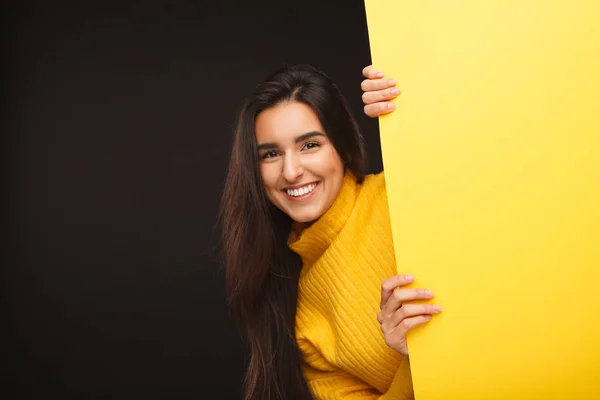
[260, 163, 279, 192]
[322, 147, 345, 174]
[303, 146, 344, 173]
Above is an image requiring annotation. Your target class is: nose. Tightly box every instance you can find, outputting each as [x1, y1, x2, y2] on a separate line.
[282, 153, 304, 182]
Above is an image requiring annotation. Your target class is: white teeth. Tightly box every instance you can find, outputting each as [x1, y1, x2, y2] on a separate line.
[286, 183, 317, 197]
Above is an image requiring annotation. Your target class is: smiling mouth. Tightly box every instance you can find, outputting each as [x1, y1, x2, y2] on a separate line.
[282, 181, 320, 199]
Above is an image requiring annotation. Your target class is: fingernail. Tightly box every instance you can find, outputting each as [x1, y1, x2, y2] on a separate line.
[387, 103, 396, 109]
[432, 306, 443, 313]
[376, 72, 384, 77]
[388, 79, 396, 85]
[404, 274, 414, 281]
[425, 290, 435, 297]
[390, 88, 400, 95]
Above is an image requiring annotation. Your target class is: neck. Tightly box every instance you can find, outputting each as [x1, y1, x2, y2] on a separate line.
[288, 171, 359, 265]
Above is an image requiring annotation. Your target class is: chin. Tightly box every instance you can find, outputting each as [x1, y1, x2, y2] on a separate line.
[288, 209, 323, 224]
[291, 215, 314, 223]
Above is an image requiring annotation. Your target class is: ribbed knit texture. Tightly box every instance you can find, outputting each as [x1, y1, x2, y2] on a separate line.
[289, 171, 414, 399]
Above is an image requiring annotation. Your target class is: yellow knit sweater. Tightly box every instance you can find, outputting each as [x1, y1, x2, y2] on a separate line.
[289, 171, 414, 399]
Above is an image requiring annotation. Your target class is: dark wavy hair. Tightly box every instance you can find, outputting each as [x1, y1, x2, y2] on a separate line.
[220, 65, 366, 399]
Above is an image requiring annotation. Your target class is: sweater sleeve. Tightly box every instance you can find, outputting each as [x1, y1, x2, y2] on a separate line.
[303, 352, 414, 400]
[379, 356, 414, 400]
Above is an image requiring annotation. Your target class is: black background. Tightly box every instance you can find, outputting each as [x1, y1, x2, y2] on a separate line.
[3, 1, 383, 398]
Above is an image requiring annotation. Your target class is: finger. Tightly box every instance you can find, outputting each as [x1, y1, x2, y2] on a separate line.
[361, 87, 401, 105]
[360, 77, 397, 92]
[362, 65, 385, 79]
[383, 304, 442, 330]
[395, 315, 434, 337]
[380, 274, 414, 309]
[382, 287, 436, 314]
[364, 102, 396, 118]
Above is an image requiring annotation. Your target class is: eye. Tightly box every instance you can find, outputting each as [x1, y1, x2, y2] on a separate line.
[261, 150, 279, 160]
[302, 141, 320, 151]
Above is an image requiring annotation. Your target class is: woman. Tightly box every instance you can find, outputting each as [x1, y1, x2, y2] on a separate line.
[220, 65, 441, 399]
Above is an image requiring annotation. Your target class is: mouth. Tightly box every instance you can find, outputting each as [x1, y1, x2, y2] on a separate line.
[282, 181, 320, 200]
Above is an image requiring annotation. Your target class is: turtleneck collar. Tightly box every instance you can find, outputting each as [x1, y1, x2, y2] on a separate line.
[288, 170, 360, 265]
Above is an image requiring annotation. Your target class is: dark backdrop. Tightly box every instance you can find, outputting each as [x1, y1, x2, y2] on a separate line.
[2, 1, 382, 398]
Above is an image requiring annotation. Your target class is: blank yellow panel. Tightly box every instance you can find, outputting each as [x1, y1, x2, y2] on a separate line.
[364, 1, 600, 399]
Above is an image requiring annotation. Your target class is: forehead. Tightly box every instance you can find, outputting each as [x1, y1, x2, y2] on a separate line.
[255, 101, 325, 142]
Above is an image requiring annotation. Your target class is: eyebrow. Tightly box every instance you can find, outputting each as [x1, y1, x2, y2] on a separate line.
[256, 131, 326, 151]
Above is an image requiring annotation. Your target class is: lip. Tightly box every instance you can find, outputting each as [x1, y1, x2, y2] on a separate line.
[282, 181, 320, 201]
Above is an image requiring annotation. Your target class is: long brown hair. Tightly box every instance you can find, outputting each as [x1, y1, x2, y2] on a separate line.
[220, 65, 366, 399]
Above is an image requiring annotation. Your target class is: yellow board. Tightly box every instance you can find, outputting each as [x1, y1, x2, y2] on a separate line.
[364, 1, 600, 399]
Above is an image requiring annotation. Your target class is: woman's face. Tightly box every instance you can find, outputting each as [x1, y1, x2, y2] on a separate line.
[255, 101, 345, 223]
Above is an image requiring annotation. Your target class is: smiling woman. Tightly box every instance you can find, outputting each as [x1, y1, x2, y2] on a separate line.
[255, 102, 345, 223]
[219, 65, 440, 400]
